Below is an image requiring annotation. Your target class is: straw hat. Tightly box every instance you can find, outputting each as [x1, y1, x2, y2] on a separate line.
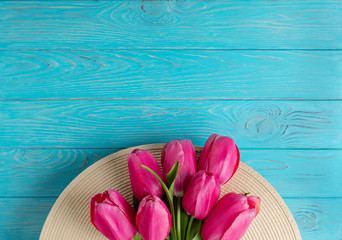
[40, 144, 301, 240]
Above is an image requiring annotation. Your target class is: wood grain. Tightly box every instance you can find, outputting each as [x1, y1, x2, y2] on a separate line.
[0, 148, 340, 198]
[0, 149, 105, 197]
[242, 150, 342, 198]
[1, 197, 340, 240]
[1, 1, 341, 50]
[0, 198, 54, 240]
[1, 1, 341, 238]
[285, 198, 342, 240]
[0, 100, 340, 148]
[1, 50, 341, 100]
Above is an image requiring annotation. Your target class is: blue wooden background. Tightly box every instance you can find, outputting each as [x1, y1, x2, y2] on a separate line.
[1, 1, 342, 239]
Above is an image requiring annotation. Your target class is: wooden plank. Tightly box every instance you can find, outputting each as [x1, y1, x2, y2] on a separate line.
[0, 148, 341, 198]
[0, 149, 110, 197]
[242, 150, 342, 198]
[1, 50, 342, 100]
[0, 198, 54, 240]
[1, 1, 341, 50]
[0, 100, 341, 148]
[285, 198, 342, 240]
[0, 197, 340, 240]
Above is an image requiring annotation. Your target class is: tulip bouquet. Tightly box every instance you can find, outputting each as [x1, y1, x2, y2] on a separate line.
[90, 134, 260, 240]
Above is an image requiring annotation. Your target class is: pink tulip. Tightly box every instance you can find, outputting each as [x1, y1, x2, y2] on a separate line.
[202, 192, 261, 240]
[161, 139, 197, 197]
[198, 134, 240, 185]
[136, 195, 172, 240]
[182, 170, 220, 219]
[128, 149, 164, 201]
[90, 190, 137, 240]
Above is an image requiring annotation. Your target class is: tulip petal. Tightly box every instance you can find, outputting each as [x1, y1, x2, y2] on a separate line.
[94, 203, 136, 240]
[202, 193, 249, 240]
[198, 134, 240, 185]
[90, 193, 104, 225]
[90, 190, 137, 240]
[209, 137, 239, 184]
[106, 190, 137, 226]
[247, 196, 261, 216]
[202, 192, 260, 240]
[136, 196, 172, 240]
[198, 134, 218, 169]
[140, 163, 178, 239]
[221, 209, 256, 240]
[162, 139, 197, 197]
[182, 171, 220, 219]
[128, 149, 164, 201]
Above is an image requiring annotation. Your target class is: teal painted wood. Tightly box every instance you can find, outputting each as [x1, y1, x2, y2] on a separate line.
[1, 1, 342, 50]
[1, 50, 342, 100]
[1, 1, 341, 239]
[0, 198, 55, 240]
[1, 197, 340, 240]
[0, 100, 341, 148]
[243, 150, 342, 198]
[285, 198, 342, 240]
[0, 148, 341, 198]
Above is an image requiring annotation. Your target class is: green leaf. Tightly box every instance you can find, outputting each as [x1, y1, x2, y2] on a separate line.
[132, 232, 143, 240]
[188, 219, 203, 240]
[140, 164, 169, 197]
[140, 164, 179, 240]
[176, 198, 182, 240]
[186, 216, 194, 240]
[180, 209, 190, 239]
[192, 233, 203, 240]
[192, 220, 203, 240]
[132, 194, 140, 212]
[168, 180, 176, 199]
[166, 161, 180, 188]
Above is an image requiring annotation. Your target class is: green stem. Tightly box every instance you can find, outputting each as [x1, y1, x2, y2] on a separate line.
[244, 192, 251, 197]
[140, 165, 177, 240]
[177, 198, 181, 240]
[197, 220, 203, 232]
[193, 220, 203, 239]
[186, 216, 194, 240]
[170, 225, 175, 240]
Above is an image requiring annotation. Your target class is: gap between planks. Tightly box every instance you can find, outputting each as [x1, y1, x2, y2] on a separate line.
[1, 49, 342, 52]
[1, 99, 342, 101]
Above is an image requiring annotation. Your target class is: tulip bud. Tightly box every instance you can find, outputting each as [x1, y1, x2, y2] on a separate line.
[161, 139, 197, 197]
[202, 192, 260, 240]
[90, 190, 137, 240]
[198, 134, 240, 185]
[128, 149, 164, 201]
[136, 195, 172, 240]
[182, 170, 220, 219]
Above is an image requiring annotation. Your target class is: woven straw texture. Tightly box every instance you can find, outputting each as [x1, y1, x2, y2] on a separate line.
[40, 144, 302, 240]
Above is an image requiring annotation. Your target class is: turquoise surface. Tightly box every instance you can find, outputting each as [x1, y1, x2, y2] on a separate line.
[0, 1, 341, 239]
